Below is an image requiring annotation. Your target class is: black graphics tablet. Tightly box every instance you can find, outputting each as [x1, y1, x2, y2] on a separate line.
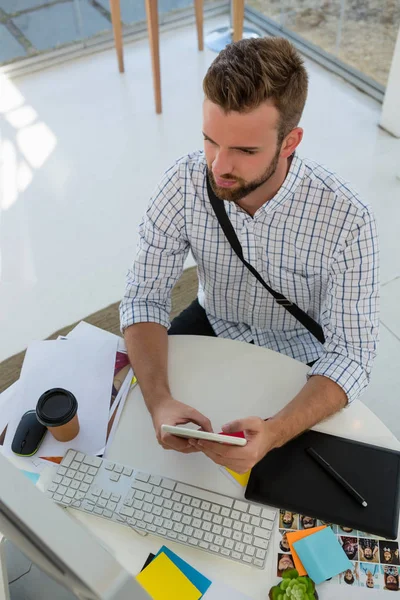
[245, 430, 400, 539]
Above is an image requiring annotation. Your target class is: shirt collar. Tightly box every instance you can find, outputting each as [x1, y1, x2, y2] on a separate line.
[259, 153, 305, 215]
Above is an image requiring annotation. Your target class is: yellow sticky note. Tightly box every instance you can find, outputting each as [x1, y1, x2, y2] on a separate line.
[225, 468, 251, 487]
[136, 553, 202, 600]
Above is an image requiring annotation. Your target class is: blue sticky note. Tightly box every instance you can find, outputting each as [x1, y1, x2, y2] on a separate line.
[293, 526, 352, 585]
[155, 546, 212, 596]
[21, 470, 40, 485]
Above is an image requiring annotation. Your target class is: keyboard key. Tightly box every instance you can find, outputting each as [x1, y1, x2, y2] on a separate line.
[245, 545, 255, 556]
[58, 485, 67, 495]
[167, 531, 177, 539]
[261, 519, 274, 531]
[182, 515, 192, 525]
[175, 483, 233, 508]
[162, 509, 172, 519]
[94, 507, 103, 515]
[134, 510, 144, 520]
[181, 495, 191, 505]
[172, 513, 182, 522]
[71, 461, 80, 470]
[189, 538, 199, 546]
[103, 509, 113, 518]
[183, 506, 193, 515]
[241, 514, 250, 524]
[110, 473, 120, 482]
[53, 493, 63, 501]
[253, 537, 269, 550]
[135, 472, 150, 482]
[75, 491, 85, 500]
[212, 525, 222, 535]
[254, 559, 264, 568]
[62, 451, 76, 467]
[243, 524, 253, 534]
[233, 522, 242, 531]
[62, 497, 72, 505]
[222, 528, 232, 538]
[133, 500, 143, 510]
[221, 507, 231, 517]
[172, 492, 181, 502]
[75, 452, 84, 462]
[223, 517, 233, 528]
[243, 534, 252, 545]
[233, 531, 242, 541]
[91, 486, 102, 496]
[161, 478, 175, 490]
[201, 501, 211, 511]
[224, 539, 235, 550]
[79, 465, 89, 473]
[211, 504, 220, 514]
[193, 509, 203, 519]
[204, 532, 214, 543]
[57, 467, 67, 476]
[97, 499, 107, 508]
[235, 542, 245, 553]
[191, 498, 201, 508]
[256, 548, 266, 560]
[83, 475, 93, 484]
[202, 522, 212, 532]
[104, 462, 114, 471]
[71, 481, 80, 490]
[74, 472, 84, 482]
[232, 551, 241, 560]
[84, 504, 94, 512]
[214, 535, 224, 546]
[149, 475, 161, 486]
[48, 483, 58, 492]
[233, 500, 248, 512]
[153, 506, 162, 516]
[242, 555, 252, 563]
[114, 465, 123, 474]
[221, 548, 231, 556]
[62, 477, 72, 486]
[144, 514, 154, 524]
[194, 530, 203, 540]
[212, 514, 222, 525]
[161, 489, 172, 499]
[132, 480, 152, 493]
[53, 475, 63, 484]
[173, 522, 184, 533]
[249, 505, 261, 517]
[79, 483, 89, 493]
[88, 467, 98, 476]
[199, 541, 209, 550]
[154, 517, 163, 527]
[184, 526, 194, 536]
[254, 527, 270, 540]
[164, 520, 173, 530]
[102, 491, 111, 500]
[123, 467, 133, 476]
[210, 544, 220, 553]
[251, 516, 261, 527]
[152, 487, 162, 497]
[111, 494, 121, 503]
[143, 503, 152, 513]
[178, 534, 188, 543]
[164, 500, 173, 510]
[120, 506, 134, 517]
[203, 511, 212, 522]
[107, 501, 117, 511]
[192, 518, 201, 529]
[261, 508, 276, 521]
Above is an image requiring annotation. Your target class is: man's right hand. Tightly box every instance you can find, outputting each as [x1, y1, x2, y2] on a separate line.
[150, 396, 213, 453]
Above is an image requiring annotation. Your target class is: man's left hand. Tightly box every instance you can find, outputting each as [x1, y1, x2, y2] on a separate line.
[188, 416, 277, 473]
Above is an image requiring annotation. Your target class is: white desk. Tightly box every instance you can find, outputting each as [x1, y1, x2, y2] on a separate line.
[2, 335, 400, 599]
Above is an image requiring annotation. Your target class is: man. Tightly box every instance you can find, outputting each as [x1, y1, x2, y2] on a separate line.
[120, 37, 379, 475]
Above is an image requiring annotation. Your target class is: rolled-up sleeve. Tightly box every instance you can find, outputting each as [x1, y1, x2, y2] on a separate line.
[307, 210, 379, 403]
[120, 165, 190, 332]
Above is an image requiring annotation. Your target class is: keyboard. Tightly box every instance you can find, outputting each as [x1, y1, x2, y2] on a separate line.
[45, 449, 276, 569]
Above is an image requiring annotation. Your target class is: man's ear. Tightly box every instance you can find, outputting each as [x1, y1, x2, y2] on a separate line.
[280, 127, 303, 158]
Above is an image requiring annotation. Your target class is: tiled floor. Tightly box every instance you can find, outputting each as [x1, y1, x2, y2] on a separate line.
[0, 0, 212, 66]
[1, 15, 400, 596]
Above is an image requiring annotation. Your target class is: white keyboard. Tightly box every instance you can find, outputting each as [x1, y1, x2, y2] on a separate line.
[45, 449, 276, 569]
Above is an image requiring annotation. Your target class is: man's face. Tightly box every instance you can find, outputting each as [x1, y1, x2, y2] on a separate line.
[302, 516, 315, 529]
[283, 512, 293, 525]
[278, 555, 294, 571]
[387, 575, 397, 585]
[364, 547, 373, 559]
[202, 99, 285, 202]
[367, 573, 374, 588]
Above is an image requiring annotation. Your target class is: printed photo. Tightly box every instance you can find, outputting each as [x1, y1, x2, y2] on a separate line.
[279, 510, 298, 530]
[277, 553, 295, 577]
[359, 538, 380, 563]
[317, 520, 337, 533]
[379, 540, 400, 565]
[339, 562, 359, 586]
[299, 515, 317, 530]
[279, 530, 291, 553]
[382, 565, 400, 591]
[337, 525, 358, 535]
[340, 536, 359, 561]
[359, 563, 381, 590]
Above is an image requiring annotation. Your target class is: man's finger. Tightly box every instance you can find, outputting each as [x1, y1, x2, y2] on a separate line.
[222, 416, 262, 434]
[192, 439, 246, 459]
[187, 409, 213, 433]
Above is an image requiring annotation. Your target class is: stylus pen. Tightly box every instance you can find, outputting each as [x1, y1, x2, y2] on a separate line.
[306, 447, 368, 508]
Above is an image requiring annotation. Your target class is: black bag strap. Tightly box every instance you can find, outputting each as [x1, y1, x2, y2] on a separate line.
[206, 176, 325, 345]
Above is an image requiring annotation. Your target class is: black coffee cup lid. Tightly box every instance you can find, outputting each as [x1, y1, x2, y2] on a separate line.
[36, 388, 78, 427]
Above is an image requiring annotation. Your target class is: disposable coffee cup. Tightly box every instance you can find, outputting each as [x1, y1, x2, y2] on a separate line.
[36, 388, 80, 442]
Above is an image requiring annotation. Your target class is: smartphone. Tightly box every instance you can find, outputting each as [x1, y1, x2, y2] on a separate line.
[161, 424, 247, 446]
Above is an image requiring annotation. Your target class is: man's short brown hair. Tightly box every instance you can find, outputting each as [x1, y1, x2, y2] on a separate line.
[203, 37, 308, 141]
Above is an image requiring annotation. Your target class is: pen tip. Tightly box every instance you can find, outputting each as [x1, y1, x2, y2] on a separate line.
[362, 501, 368, 508]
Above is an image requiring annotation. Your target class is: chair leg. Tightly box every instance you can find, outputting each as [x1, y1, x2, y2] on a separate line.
[145, 0, 162, 114]
[194, 0, 204, 51]
[109, 0, 124, 73]
[232, 0, 244, 42]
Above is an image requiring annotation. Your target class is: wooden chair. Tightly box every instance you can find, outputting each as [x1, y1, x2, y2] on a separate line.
[109, 0, 205, 114]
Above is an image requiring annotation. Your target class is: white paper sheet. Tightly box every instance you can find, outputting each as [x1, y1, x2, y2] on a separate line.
[3, 337, 117, 460]
[67, 320, 126, 352]
[0, 381, 19, 442]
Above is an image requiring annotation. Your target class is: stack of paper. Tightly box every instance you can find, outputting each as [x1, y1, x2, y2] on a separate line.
[0, 321, 135, 473]
[137, 546, 253, 599]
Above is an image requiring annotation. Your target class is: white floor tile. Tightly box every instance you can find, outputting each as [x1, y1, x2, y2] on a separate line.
[362, 323, 400, 440]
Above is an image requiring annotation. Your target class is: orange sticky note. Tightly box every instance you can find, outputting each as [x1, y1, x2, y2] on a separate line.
[286, 525, 327, 576]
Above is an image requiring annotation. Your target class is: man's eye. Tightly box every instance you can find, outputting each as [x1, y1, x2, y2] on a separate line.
[240, 149, 256, 155]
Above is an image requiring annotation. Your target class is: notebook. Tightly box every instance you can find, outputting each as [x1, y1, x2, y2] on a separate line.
[245, 430, 400, 539]
[293, 526, 352, 585]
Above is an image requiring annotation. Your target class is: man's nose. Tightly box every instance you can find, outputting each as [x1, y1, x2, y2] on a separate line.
[212, 150, 234, 178]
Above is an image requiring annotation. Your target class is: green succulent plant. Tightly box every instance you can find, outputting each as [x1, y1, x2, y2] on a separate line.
[269, 569, 318, 600]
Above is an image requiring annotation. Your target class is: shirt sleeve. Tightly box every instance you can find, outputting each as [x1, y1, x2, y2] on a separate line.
[119, 164, 190, 332]
[307, 209, 379, 403]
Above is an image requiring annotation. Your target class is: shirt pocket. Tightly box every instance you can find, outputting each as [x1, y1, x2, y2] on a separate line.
[264, 264, 318, 311]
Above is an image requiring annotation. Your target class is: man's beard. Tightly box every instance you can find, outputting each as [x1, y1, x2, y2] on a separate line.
[207, 143, 281, 203]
